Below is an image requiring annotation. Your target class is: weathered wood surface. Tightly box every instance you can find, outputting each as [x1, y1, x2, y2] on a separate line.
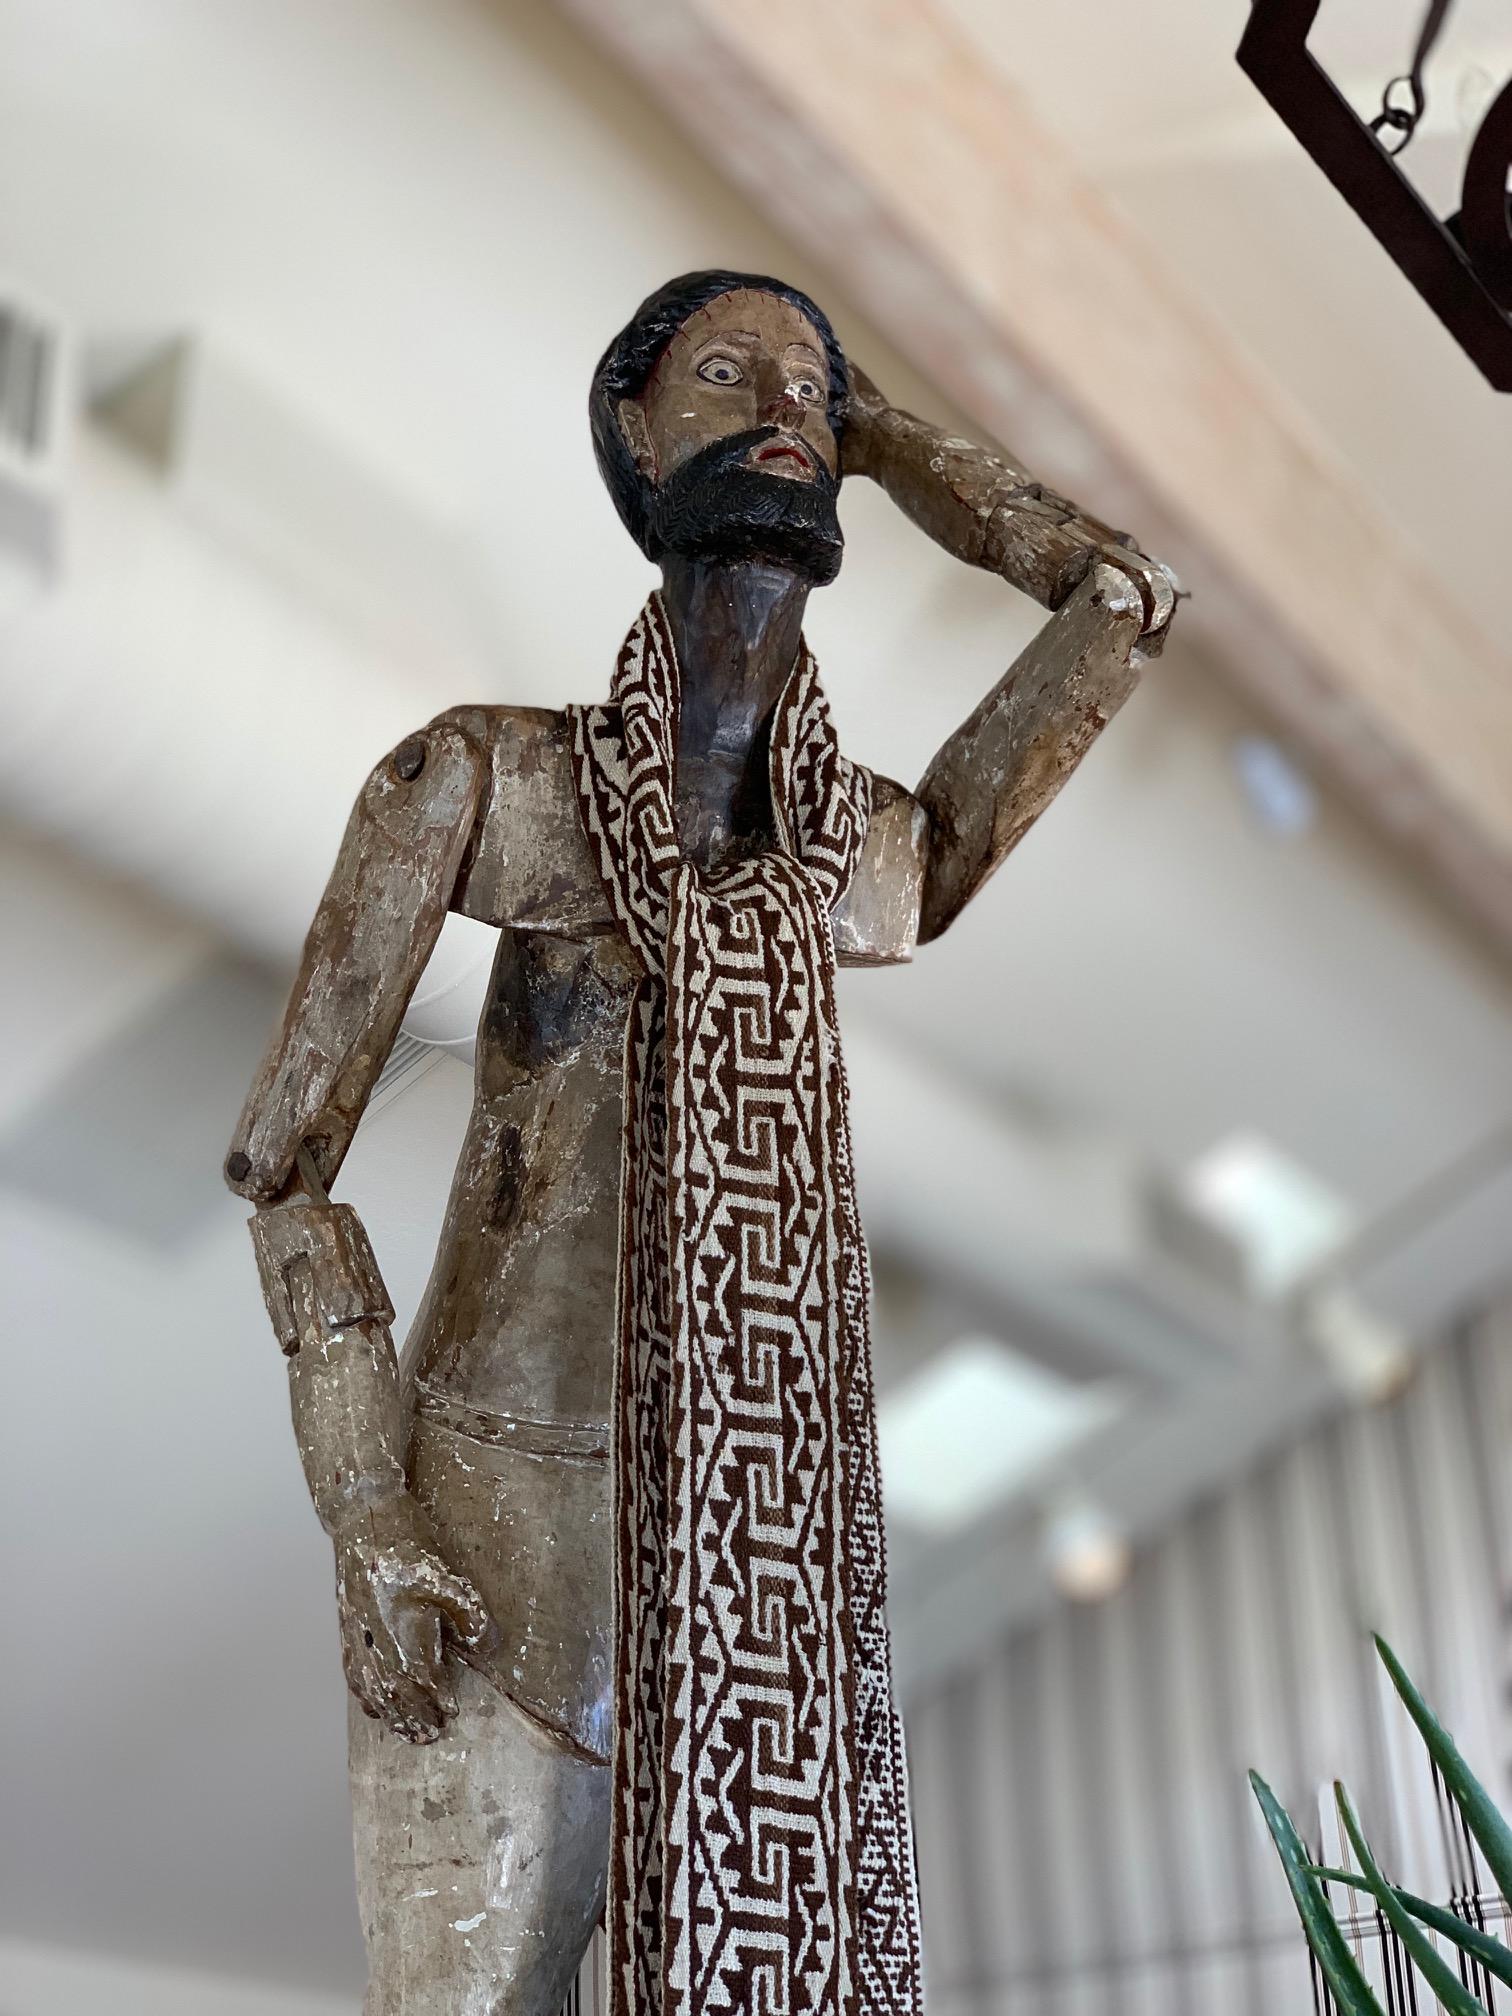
[849, 363, 1176, 642]
[225, 500, 1147, 1770]
[917, 563, 1146, 941]
[225, 574, 1145, 1762]
[832, 774, 927, 962]
[248, 1197, 394, 1352]
[226, 719, 485, 1202]
[224, 265, 1160, 2011]
[447, 705, 614, 941]
[348, 1661, 608, 2015]
[401, 925, 631, 1761]
[447, 702, 927, 965]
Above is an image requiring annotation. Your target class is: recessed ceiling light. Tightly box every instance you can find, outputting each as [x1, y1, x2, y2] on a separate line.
[877, 1337, 1125, 1537]
[1301, 1282, 1415, 1406]
[1233, 734, 1317, 836]
[1180, 1131, 1354, 1299]
[1042, 1494, 1133, 1604]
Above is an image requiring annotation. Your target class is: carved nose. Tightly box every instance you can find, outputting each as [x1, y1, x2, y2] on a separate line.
[761, 385, 807, 430]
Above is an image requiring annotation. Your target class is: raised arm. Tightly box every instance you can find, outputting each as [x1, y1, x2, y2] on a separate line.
[844, 368, 1178, 942]
[224, 715, 491, 1742]
[846, 364, 1176, 639]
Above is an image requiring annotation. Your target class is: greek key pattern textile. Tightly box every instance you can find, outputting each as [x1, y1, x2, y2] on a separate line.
[568, 597, 924, 2016]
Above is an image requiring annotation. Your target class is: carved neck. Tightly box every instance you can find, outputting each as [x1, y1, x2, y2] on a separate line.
[657, 556, 810, 869]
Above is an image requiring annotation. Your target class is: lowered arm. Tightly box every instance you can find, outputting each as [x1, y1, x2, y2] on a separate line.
[225, 715, 491, 1743]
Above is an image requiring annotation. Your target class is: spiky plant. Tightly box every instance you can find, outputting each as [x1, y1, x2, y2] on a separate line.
[1251, 1636, 1512, 2013]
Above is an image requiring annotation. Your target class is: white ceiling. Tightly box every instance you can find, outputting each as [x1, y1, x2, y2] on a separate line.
[941, 0, 1512, 647]
[4, 0, 1512, 2003]
[943, 0, 1512, 160]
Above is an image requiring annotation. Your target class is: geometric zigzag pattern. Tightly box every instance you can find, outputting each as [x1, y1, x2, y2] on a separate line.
[568, 597, 925, 2016]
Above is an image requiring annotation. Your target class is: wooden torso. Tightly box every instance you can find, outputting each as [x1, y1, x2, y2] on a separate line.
[396, 704, 926, 1758]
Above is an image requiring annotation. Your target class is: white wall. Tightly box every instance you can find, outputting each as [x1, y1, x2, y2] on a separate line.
[0, 1942, 355, 2016]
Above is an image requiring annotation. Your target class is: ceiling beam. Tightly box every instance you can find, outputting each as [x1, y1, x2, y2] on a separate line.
[555, 0, 1512, 948]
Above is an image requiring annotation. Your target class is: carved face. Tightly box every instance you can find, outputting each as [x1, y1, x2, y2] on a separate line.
[617, 288, 844, 584]
[618, 288, 838, 487]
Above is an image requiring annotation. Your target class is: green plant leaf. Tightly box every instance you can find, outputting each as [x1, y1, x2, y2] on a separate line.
[1250, 1771, 1386, 2015]
[1376, 1635, 1512, 1906]
[1309, 1870, 1512, 1992]
[1334, 1781, 1488, 2014]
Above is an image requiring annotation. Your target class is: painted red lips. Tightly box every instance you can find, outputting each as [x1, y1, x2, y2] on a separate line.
[752, 437, 815, 477]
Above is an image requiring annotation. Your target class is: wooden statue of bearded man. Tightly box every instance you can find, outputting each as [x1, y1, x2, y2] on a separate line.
[226, 270, 1177, 2016]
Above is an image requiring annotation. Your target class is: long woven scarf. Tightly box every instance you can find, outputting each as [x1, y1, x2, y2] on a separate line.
[568, 596, 924, 2016]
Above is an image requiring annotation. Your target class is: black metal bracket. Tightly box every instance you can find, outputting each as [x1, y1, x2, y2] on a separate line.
[1237, 0, 1512, 390]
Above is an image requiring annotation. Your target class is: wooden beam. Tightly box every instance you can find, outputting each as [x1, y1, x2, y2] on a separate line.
[555, 0, 1512, 945]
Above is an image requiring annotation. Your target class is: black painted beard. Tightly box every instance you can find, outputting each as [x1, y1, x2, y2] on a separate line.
[645, 428, 844, 586]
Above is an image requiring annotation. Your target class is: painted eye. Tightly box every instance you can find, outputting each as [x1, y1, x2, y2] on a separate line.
[793, 375, 823, 403]
[697, 356, 743, 386]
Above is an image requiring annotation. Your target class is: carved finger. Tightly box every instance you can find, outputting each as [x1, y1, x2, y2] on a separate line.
[377, 1667, 451, 1744]
[392, 1600, 459, 1721]
[357, 1620, 449, 1740]
[344, 1636, 401, 1727]
[341, 1605, 428, 1730]
[424, 1564, 491, 1651]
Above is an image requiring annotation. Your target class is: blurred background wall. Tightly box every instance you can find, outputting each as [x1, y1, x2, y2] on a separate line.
[2, 1, 1511, 2010]
[912, 1310, 1512, 2011]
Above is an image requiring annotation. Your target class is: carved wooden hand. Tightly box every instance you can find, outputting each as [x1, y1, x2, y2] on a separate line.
[333, 1486, 491, 1743]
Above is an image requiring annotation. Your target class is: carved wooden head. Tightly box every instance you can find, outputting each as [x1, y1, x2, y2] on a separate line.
[590, 270, 850, 583]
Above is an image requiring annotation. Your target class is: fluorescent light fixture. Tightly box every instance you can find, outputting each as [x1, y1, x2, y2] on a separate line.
[877, 1337, 1125, 1537]
[1181, 1131, 1354, 1298]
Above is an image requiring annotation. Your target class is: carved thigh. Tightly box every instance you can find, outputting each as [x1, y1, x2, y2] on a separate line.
[349, 1661, 608, 2016]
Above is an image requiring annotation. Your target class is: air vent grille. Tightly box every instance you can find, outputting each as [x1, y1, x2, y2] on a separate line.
[0, 301, 58, 465]
[370, 1030, 443, 1113]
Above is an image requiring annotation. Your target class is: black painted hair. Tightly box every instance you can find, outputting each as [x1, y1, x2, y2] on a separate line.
[589, 269, 849, 555]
